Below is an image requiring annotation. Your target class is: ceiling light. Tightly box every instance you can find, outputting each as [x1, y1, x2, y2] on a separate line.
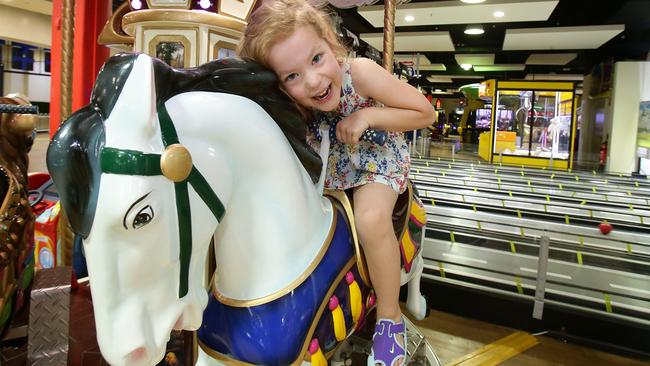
[460, 0, 486, 3]
[464, 25, 484, 35]
[131, 0, 142, 9]
[460, 64, 472, 70]
[493, 11, 505, 18]
[404, 15, 415, 22]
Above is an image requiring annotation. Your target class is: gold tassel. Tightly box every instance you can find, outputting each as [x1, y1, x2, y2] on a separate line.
[329, 295, 346, 341]
[308, 339, 327, 366]
[346, 272, 362, 324]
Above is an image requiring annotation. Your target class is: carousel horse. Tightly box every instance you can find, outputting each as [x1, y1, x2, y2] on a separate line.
[47, 53, 428, 366]
[0, 94, 36, 335]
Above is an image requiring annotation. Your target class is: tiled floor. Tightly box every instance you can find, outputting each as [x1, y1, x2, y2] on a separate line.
[410, 308, 649, 366]
[28, 132, 50, 173]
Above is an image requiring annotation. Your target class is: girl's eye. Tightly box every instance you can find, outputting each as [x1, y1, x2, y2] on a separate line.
[132, 205, 154, 229]
[285, 73, 298, 82]
[312, 54, 322, 64]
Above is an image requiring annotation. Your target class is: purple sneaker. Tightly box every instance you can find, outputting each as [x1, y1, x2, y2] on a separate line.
[367, 318, 407, 366]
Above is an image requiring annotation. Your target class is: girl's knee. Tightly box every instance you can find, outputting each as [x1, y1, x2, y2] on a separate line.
[355, 206, 392, 234]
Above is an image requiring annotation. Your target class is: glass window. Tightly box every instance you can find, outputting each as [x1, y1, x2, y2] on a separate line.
[216, 47, 236, 60]
[554, 92, 574, 159]
[155, 41, 185, 68]
[11, 42, 35, 71]
[495, 89, 573, 159]
[494, 90, 530, 156]
[43, 49, 51, 73]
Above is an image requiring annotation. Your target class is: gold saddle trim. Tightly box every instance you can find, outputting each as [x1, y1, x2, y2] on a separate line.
[200, 257, 358, 366]
[210, 182, 415, 307]
[212, 197, 340, 307]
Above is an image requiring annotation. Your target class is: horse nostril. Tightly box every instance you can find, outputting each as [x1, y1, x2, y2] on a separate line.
[127, 347, 148, 363]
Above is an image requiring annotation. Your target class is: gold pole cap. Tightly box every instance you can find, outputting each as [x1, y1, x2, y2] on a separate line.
[160, 144, 193, 182]
[12, 114, 37, 133]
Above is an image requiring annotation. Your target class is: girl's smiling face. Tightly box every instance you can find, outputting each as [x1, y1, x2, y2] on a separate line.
[267, 25, 343, 112]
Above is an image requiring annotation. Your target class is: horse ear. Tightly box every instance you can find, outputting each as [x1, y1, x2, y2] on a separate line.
[103, 54, 158, 145]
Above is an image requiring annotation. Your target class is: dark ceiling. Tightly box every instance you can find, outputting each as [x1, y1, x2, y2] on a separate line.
[335, 0, 650, 90]
[110, 0, 650, 91]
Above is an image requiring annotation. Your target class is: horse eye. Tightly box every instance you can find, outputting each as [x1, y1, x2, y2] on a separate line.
[132, 205, 154, 229]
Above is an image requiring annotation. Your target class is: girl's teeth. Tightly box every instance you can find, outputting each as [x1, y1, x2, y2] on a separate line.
[316, 86, 329, 99]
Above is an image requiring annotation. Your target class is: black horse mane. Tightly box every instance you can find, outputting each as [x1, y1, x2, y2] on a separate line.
[149, 56, 322, 181]
[48, 53, 321, 238]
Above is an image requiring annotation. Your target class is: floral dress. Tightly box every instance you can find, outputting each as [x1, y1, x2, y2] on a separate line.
[308, 61, 410, 194]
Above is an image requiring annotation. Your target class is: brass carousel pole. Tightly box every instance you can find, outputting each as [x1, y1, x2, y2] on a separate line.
[59, 0, 76, 266]
[60, 0, 75, 120]
[382, 0, 396, 72]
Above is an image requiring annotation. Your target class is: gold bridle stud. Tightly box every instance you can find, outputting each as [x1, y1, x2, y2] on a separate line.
[160, 144, 193, 182]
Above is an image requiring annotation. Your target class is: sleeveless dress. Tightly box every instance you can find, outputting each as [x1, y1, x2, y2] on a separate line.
[308, 61, 410, 194]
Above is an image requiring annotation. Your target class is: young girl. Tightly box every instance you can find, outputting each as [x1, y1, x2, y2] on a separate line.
[238, 1, 435, 365]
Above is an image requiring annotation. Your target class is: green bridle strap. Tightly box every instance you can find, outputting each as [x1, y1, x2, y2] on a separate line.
[188, 167, 225, 222]
[174, 180, 192, 298]
[99, 103, 225, 298]
[158, 102, 180, 146]
[157, 103, 191, 299]
[101, 148, 163, 176]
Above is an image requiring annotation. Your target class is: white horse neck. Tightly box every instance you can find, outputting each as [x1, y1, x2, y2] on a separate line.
[168, 92, 334, 301]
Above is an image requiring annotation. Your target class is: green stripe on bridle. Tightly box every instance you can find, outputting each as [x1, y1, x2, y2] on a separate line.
[100, 104, 225, 298]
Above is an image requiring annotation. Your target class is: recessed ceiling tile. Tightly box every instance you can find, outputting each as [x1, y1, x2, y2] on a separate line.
[393, 55, 446, 70]
[503, 25, 625, 50]
[455, 54, 495, 66]
[0, 0, 52, 15]
[473, 64, 526, 71]
[358, 0, 559, 27]
[526, 53, 578, 65]
[394, 54, 431, 66]
[448, 75, 485, 79]
[426, 76, 453, 83]
[361, 32, 455, 52]
[524, 74, 584, 81]
[419, 64, 447, 71]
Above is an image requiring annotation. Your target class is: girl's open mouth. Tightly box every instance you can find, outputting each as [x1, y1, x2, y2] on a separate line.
[314, 84, 331, 103]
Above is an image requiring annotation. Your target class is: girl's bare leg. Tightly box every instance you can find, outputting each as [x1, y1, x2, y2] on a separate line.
[353, 183, 401, 322]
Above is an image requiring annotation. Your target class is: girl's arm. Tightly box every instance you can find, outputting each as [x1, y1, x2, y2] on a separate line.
[336, 58, 436, 144]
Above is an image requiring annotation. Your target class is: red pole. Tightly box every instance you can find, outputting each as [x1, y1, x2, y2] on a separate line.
[49, 0, 111, 138]
[72, 0, 111, 112]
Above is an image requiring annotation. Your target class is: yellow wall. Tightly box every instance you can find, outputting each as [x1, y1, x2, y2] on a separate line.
[478, 132, 491, 161]
[0, 5, 51, 47]
[497, 81, 574, 91]
[609, 62, 650, 173]
[499, 156, 569, 170]
[4, 70, 51, 102]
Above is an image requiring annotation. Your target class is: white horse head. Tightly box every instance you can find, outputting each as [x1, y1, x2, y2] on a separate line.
[48, 53, 333, 365]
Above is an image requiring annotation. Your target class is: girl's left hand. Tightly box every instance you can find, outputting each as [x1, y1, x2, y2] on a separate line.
[336, 110, 370, 144]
